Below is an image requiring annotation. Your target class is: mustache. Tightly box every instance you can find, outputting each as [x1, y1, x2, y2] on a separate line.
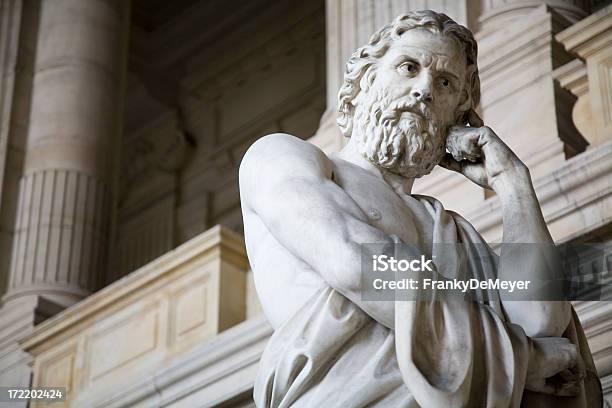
[382, 99, 432, 122]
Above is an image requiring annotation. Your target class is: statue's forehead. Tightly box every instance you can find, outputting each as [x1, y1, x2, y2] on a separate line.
[385, 29, 466, 72]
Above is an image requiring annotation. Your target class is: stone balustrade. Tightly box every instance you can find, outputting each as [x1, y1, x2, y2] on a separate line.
[19, 225, 249, 407]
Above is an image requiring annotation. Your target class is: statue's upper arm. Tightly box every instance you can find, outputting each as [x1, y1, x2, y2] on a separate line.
[239, 133, 335, 216]
[239, 134, 395, 327]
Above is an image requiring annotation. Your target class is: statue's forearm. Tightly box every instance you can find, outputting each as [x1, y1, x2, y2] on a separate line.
[495, 171, 571, 337]
[495, 169, 552, 244]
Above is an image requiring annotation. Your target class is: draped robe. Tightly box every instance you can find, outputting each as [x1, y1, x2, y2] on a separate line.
[254, 196, 602, 407]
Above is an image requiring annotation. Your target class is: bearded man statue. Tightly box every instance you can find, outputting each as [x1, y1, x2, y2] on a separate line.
[239, 10, 602, 408]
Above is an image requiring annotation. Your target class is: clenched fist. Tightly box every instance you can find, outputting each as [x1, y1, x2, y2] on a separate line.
[440, 109, 529, 193]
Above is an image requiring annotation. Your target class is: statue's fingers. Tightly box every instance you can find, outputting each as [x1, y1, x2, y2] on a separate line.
[468, 109, 484, 127]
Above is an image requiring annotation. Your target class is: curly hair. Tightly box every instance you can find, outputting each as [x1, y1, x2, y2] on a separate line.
[337, 10, 480, 137]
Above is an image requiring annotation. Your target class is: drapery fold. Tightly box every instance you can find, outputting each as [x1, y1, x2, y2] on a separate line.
[254, 196, 601, 407]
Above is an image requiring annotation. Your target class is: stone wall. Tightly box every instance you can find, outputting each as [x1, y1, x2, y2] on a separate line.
[115, 0, 326, 279]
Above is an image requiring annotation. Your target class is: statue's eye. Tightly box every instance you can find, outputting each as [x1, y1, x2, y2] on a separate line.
[397, 61, 418, 75]
[441, 78, 450, 87]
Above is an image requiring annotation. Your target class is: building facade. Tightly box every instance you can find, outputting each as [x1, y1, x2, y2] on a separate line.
[0, 0, 610, 406]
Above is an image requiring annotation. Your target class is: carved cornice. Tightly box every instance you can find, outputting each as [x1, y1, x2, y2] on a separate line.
[553, 58, 589, 97]
[556, 4, 612, 58]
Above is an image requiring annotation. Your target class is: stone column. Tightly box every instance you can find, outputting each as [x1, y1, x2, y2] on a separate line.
[2, 0, 128, 308]
[310, 0, 469, 153]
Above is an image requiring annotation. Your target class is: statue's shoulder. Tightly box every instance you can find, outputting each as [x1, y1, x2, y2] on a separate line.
[241, 133, 333, 179]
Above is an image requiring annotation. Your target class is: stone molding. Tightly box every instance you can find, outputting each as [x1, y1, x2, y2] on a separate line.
[554, 58, 589, 97]
[556, 4, 612, 58]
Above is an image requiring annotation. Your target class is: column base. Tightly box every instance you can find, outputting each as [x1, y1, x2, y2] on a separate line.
[2, 283, 90, 310]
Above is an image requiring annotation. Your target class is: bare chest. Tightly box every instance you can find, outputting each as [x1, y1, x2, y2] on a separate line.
[330, 158, 434, 250]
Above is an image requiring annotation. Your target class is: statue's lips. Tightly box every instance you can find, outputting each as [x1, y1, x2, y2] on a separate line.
[391, 102, 430, 121]
[398, 109, 427, 120]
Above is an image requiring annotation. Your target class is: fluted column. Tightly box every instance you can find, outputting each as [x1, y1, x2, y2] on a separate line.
[3, 0, 128, 307]
[310, 0, 469, 153]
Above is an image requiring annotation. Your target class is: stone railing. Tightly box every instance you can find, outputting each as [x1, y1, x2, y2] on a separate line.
[20, 225, 250, 407]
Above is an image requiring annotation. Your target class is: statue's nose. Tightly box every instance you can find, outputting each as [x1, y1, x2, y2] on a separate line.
[410, 72, 434, 103]
[411, 87, 432, 103]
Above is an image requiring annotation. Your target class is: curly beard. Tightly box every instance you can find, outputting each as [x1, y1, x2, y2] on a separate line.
[352, 88, 446, 178]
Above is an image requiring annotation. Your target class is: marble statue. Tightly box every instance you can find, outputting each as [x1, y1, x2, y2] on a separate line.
[239, 10, 602, 407]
